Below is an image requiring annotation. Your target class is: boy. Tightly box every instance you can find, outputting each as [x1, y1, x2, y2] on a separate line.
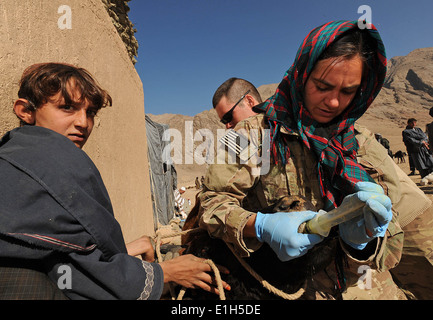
[0, 63, 228, 299]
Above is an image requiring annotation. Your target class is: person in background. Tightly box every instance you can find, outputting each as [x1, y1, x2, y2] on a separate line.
[402, 118, 433, 178]
[374, 133, 392, 157]
[425, 107, 433, 154]
[174, 186, 188, 219]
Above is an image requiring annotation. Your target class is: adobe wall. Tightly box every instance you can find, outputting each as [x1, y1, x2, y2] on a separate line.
[0, 0, 154, 243]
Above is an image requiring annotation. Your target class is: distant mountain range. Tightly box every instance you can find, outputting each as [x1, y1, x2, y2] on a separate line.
[367, 47, 433, 125]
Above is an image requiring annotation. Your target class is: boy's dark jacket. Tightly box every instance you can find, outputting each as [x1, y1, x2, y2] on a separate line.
[0, 126, 163, 300]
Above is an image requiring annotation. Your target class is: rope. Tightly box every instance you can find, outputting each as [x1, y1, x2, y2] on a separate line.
[153, 226, 304, 300]
[175, 259, 225, 300]
[224, 241, 305, 300]
[154, 227, 226, 300]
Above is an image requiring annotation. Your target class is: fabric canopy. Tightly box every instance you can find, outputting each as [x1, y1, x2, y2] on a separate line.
[145, 115, 177, 227]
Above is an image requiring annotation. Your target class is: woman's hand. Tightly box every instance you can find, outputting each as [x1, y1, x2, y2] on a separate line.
[159, 254, 231, 295]
[339, 182, 392, 250]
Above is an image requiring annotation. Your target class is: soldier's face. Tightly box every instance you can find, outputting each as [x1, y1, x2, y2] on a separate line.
[215, 95, 256, 129]
[303, 55, 363, 123]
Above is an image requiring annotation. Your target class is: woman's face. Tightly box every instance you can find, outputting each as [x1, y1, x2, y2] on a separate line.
[303, 55, 363, 123]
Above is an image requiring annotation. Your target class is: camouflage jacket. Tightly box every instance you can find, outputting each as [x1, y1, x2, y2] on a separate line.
[199, 114, 405, 272]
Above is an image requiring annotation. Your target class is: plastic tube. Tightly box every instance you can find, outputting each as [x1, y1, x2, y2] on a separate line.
[298, 195, 365, 236]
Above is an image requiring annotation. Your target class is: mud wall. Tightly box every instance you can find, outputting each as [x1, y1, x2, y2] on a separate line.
[103, 0, 138, 65]
[0, 0, 154, 242]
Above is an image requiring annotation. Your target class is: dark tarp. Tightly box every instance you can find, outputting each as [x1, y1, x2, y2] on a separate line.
[145, 115, 177, 228]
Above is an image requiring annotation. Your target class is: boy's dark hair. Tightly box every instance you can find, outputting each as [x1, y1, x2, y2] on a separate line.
[212, 77, 262, 108]
[16, 63, 112, 124]
[408, 118, 417, 124]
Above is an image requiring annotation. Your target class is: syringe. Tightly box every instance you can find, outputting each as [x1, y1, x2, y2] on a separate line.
[298, 195, 365, 236]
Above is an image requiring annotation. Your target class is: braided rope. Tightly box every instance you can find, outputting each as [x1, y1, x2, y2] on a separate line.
[154, 228, 226, 300]
[224, 241, 305, 300]
[175, 259, 226, 300]
[154, 227, 304, 300]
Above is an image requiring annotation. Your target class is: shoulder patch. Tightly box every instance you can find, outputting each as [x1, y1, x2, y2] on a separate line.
[219, 129, 258, 162]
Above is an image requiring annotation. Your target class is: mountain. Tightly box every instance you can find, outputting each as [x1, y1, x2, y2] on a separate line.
[366, 47, 433, 126]
[147, 47, 433, 187]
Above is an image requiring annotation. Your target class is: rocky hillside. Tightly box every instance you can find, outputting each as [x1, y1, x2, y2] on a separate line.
[148, 47, 433, 186]
[365, 47, 433, 126]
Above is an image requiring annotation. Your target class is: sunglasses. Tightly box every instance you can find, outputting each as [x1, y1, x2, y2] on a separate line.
[220, 89, 250, 125]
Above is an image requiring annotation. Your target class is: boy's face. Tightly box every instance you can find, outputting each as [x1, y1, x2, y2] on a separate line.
[32, 87, 99, 149]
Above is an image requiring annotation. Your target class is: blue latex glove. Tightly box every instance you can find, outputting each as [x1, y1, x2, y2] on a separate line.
[254, 211, 323, 262]
[339, 182, 393, 250]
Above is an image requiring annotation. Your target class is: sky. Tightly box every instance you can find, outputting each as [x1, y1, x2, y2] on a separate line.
[128, 0, 433, 117]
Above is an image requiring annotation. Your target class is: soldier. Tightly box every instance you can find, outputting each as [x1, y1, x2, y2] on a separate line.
[210, 85, 433, 300]
[195, 21, 408, 299]
[213, 78, 262, 129]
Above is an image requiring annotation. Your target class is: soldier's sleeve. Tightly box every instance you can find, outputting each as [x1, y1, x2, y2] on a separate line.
[350, 124, 404, 272]
[199, 163, 260, 257]
[198, 117, 266, 257]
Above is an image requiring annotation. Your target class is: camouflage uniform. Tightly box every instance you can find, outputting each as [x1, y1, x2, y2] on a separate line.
[391, 208, 433, 299]
[198, 114, 406, 299]
[356, 125, 433, 300]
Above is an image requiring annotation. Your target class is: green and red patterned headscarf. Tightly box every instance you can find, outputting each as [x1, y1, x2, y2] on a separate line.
[256, 20, 387, 210]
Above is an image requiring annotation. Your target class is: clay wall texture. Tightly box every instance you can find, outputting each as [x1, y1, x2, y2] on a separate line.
[0, 0, 154, 242]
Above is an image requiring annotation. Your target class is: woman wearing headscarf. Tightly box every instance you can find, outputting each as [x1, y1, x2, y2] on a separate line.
[197, 20, 405, 299]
